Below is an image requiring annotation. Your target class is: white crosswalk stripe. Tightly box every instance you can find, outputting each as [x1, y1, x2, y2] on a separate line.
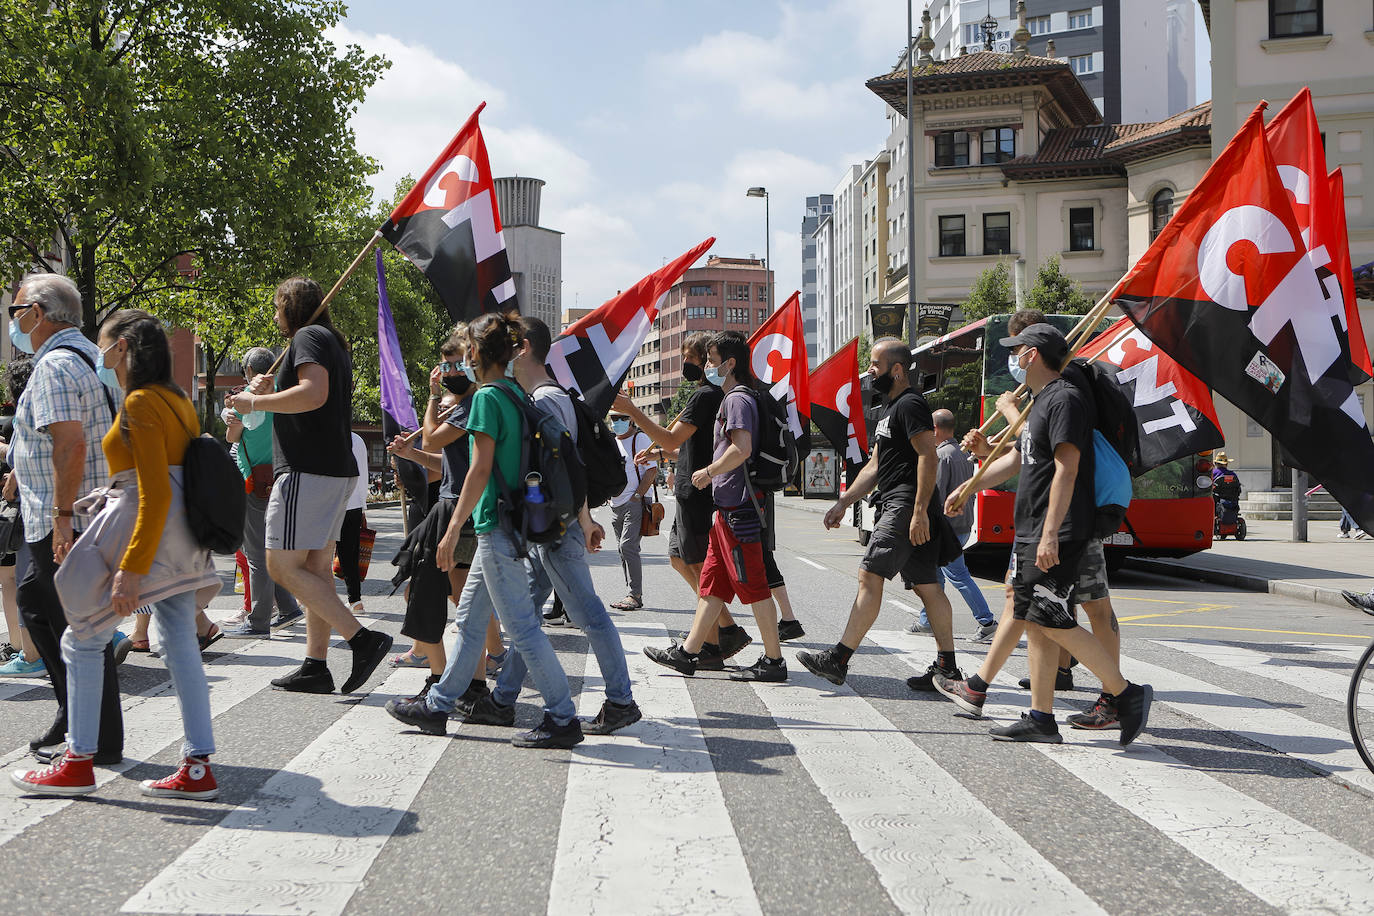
[1152, 638, 1354, 704]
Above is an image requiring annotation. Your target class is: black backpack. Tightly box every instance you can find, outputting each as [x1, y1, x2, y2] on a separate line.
[1066, 358, 1143, 476]
[486, 382, 586, 556]
[153, 389, 246, 554]
[535, 381, 625, 508]
[729, 385, 799, 492]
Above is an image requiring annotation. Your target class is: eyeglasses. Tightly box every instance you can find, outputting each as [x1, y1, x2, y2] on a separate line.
[7, 303, 32, 320]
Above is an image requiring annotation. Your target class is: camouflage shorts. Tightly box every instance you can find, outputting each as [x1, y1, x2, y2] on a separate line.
[1074, 538, 1110, 602]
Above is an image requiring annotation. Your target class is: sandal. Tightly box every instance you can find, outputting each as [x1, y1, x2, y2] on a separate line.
[389, 650, 428, 668]
[129, 639, 151, 653]
[198, 625, 223, 652]
[610, 596, 643, 611]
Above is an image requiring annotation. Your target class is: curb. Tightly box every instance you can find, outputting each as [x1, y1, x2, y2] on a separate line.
[1124, 557, 1356, 611]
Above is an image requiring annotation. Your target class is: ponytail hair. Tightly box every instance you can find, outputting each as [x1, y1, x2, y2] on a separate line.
[467, 310, 522, 372]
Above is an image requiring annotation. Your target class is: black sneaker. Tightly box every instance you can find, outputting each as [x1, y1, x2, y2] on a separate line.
[271, 666, 335, 694]
[1342, 589, 1374, 613]
[718, 626, 753, 660]
[271, 607, 304, 629]
[796, 648, 848, 686]
[990, 712, 1063, 743]
[695, 644, 727, 672]
[0, 642, 16, 663]
[777, 619, 806, 641]
[729, 654, 788, 682]
[385, 697, 447, 736]
[34, 744, 122, 766]
[512, 713, 584, 749]
[907, 661, 963, 692]
[1114, 683, 1153, 747]
[543, 608, 570, 627]
[341, 629, 394, 694]
[29, 718, 66, 753]
[464, 693, 516, 726]
[644, 645, 698, 676]
[1067, 692, 1121, 730]
[405, 674, 440, 705]
[452, 679, 490, 718]
[1017, 669, 1075, 691]
[583, 700, 643, 735]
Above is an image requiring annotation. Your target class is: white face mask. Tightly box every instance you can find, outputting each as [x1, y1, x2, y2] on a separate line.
[1008, 351, 1028, 384]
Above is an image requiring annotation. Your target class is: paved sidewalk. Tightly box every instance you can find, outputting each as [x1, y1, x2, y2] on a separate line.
[777, 495, 1373, 611]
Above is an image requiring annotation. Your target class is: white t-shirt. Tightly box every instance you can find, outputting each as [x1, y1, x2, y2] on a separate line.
[612, 430, 654, 507]
[347, 433, 368, 510]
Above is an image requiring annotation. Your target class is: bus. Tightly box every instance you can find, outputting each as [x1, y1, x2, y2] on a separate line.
[854, 313, 1215, 567]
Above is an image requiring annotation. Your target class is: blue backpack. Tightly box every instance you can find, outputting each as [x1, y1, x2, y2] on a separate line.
[1092, 429, 1132, 538]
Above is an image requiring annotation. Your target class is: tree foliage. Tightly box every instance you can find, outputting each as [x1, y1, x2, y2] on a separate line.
[1024, 254, 1095, 316]
[0, 0, 388, 336]
[959, 261, 1013, 321]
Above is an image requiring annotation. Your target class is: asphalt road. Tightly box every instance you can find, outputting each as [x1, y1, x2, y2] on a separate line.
[1, 498, 1372, 916]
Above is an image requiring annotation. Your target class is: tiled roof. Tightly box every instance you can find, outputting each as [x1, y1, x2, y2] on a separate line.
[1000, 101, 1212, 179]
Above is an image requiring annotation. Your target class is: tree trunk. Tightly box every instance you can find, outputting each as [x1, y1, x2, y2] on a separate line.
[201, 340, 222, 435]
[77, 244, 99, 339]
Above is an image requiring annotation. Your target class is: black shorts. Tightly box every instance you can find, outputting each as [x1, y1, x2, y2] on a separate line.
[669, 493, 714, 565]
[859, 497, 942, 588]
[1010, 539, 1089, 629]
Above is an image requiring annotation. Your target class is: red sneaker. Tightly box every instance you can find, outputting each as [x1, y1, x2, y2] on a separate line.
[10, 752, 97, 796]
[140, 756, 218, 800]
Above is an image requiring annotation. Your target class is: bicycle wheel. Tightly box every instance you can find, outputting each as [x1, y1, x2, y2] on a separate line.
[1349, 636, 1374, 776]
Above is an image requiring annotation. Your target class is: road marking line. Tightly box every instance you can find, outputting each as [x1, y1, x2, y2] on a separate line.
[1121, 623, 1372, 640]
[1116, 604, 1231, 622]
[122, 666, 435, 916]
[886, 599, 920, 614]
[549, 624, 761, 915]
[871, 633, 1374, 914]
[796, 557, 826, 570]
[754, 654, 1104, 914]
[1151, 639, 1356, 705]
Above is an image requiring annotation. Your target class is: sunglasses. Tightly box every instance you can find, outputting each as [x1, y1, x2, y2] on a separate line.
[7, 303, 32, 320]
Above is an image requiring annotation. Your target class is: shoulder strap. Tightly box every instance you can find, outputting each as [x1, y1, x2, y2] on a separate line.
[146, 386, 198, 440]
[52, 344, 116, 420]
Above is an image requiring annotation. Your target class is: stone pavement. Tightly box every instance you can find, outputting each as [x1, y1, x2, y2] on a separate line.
[777, 495, 1374, 612]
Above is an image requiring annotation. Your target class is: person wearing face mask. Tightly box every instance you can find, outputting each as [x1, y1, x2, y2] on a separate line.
[608, 412, 654, 611]
[2, 273, 125, 764]
[797, 337, 963, 690]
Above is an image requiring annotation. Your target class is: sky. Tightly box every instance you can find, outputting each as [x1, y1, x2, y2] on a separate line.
[334, 0, 1211, 316]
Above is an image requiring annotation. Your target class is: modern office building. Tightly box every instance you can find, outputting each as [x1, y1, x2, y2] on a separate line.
[859, 153, 891, 323]
[493, 176, 562, 334]
[813, 212, 836, 360]
[824, 164, 865, 361]
[800, 194, 833, 364]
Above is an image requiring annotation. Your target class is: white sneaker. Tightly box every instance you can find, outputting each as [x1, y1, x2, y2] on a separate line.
[1357, 530, 1368, 540]
[350, 601, 365, 613]
[1338, 531, 1351, 538]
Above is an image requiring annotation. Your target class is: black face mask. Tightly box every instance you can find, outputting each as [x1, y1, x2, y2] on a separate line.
[872, 368, 896, 396]
[682, 361, 703, 382]
[442, 375, 471, 396]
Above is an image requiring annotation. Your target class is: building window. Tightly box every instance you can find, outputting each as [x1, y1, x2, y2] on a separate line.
[1068, 8, 1092, 29]
[1270, 0, 1322, 38]
[1068, 207, 1095, 251]
[939, 215, 965, 257]
[757, 308, 768, 323]
[1028, 15, 1051, 35]
[727, 307, 749, 323]
[757, 285, 768, 301]
[934, 131, 970, 167]
[726, 283, 750, 301]
[686, 306, 718, 320]
[1069, 54, 1094, 75]
[981, 128, 1015, 163]
[688, 284, 714, 297]
[1150, 189, 1175, 241]
[983, 212, 1011, 255]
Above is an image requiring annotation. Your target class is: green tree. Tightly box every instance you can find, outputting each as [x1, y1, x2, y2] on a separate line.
[0, 0, 387, 336]
[1024, 254, 1095, 315]
[959, 261, 1014, 321]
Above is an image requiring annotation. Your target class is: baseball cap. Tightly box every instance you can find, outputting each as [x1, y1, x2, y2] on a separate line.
[999, 322, 1069, 366]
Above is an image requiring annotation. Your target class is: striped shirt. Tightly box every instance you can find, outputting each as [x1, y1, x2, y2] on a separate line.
[10, 328, 117, 541]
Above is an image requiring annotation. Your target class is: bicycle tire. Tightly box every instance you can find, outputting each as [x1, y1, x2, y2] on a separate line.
[1348, 635, 1374, 776]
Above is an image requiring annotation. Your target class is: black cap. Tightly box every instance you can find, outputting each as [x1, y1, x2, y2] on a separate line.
[999, 322, 1068, 366]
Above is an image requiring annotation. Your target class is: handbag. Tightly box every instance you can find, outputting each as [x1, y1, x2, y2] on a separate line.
[0, 499, 23, 557]
[632, 434, 664, 537]
[249, 463, 274, 498]
[334, 514, 377, 580]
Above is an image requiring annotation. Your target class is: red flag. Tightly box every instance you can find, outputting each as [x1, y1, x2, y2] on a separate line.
[381, 102, 517, 321]
[1265, 88, 1371, 381]
[546, 238, 715, 417]
[1114, 103, 1374, 531]
[1328, 168, 1372, 376]
[747, 291, 811, 443]
[808, 337, 868, 467]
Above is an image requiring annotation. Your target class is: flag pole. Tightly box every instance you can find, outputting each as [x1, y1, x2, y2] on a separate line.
[267, 229, 386, 375]
[950, 289, 1122, 513]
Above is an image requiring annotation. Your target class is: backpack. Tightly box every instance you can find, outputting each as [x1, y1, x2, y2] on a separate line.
[535, 381, 625, 508]
[153, 389, 246, 554]
[485, 382, 586, 556]
[1064, 360, 1137, 539]
[730, 385, 799, 492]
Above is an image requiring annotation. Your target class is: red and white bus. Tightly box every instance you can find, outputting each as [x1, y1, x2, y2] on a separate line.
[855, 313, 1214, 566]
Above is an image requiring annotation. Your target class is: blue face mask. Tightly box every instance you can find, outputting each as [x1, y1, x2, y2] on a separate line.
[460, 361, 478, 383]
[611, 418, 630, 435]
[1007, 351, 1027, 385]
[703, 364, 725, 387]
[505, 360, 517, 379]
[8, 314, 33, 355]
[97, 341, 121, 390]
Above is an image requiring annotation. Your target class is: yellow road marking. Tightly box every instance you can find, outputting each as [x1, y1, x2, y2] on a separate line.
[1116, 604, 1231, 622]
[1121, 622, 1374, 640]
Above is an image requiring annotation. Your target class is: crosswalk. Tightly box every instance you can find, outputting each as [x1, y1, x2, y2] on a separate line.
[1, 609, 1373, 914]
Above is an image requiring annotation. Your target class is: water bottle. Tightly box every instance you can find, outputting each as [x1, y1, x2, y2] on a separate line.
[524, 472, 551, 533]
[524, 472, 544, 504]
[239, 410, 266, 431]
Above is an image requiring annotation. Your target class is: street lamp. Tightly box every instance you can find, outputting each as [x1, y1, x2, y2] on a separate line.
[746, 186, 770, 311]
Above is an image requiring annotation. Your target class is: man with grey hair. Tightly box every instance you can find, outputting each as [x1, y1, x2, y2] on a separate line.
[4, 272, 124, 761]
[221, 346, 301, 637]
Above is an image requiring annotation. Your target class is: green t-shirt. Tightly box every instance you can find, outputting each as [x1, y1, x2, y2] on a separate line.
[466, 379, 525, 535]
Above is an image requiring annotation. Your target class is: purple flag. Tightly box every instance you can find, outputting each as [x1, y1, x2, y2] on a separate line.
[378, 250, 427, 499]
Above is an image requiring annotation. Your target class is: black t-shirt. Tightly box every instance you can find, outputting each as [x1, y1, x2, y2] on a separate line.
[273, 325, 358, 478]
[675, 381, 724, 501]
[1014, 376, 1095, 544]
[874, 388, 934, 500]
[438, 398, 472, 500]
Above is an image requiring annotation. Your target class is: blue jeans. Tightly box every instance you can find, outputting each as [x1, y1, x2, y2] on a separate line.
[495, 520, 633, 707]
[426, 529, 576, 725]
[918, 553, 995, 628]
[61, 589, 214, 758]
[1341, 509, 1356, 534]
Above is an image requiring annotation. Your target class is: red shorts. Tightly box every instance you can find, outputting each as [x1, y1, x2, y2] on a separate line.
[698, 511, 771, 605]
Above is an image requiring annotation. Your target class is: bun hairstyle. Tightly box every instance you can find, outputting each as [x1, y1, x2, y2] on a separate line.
[440, 321, 468, 360]
[467, 310, 522, 371]
[275, 276, 347, 350]
[98, 308, 186, 443]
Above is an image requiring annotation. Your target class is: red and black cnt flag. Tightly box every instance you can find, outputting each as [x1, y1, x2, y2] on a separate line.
[808, 337, 868, 472]
[382, 102, 517, 321]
